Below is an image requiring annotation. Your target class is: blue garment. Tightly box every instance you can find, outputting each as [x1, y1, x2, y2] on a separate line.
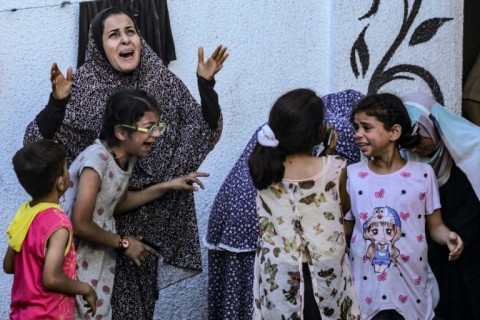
[323, 89, 364, 164]
[403, 92, 480, 199]
[372, 243, 392, 267]
[205, 127, 259, 252]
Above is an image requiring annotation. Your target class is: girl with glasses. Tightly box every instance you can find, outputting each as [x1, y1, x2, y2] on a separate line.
[61, 88, 208, 319]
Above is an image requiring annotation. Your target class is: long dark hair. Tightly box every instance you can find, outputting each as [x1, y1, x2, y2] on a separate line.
[351, 93, 421, 149]
[248, 88, 326, 190]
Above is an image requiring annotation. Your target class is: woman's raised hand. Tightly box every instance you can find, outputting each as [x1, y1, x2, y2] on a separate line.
[51, 63, 73, 100]
[197, 45, 229, 80]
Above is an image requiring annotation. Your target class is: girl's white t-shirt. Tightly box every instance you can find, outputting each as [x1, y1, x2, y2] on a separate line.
[345, 160, 440, 320]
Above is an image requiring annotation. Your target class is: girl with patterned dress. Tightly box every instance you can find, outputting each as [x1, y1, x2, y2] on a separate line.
[248, 88, 361, 319]
[61, 89, 207, 319]
[345, 93, 464, 320]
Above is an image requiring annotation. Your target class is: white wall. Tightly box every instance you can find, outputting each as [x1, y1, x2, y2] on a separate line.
[0, 0, 462, 319]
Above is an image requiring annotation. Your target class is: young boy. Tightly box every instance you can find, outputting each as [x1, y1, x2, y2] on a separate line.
[3, 140, 97, 319]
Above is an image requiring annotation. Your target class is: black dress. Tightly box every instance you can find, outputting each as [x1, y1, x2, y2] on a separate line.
[428, 163, 480, 319]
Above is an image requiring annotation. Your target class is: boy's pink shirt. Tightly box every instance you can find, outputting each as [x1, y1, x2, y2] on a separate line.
[10, 207, 77, 320]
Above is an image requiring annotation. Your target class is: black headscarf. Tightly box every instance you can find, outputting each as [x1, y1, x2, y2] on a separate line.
[77, 0, 176, 68]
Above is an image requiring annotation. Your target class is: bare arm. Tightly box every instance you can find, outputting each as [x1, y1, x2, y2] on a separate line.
[3, 246, 14, 274]
[42, 227, 97, 316]
[114, 172, 209, 215]
[339, 167, 350, 216]
[72, 168, 121, 248]
[339, 167, 353, 240]
[72, 168, 158, 265]
[426, 209, 464, 261]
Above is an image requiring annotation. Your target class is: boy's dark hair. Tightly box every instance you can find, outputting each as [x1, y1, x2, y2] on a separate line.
[99, 88, 160, 146]
[249, 88, 326, 190]
[351, 93, 421, 149]
[12, 140, 66, 198]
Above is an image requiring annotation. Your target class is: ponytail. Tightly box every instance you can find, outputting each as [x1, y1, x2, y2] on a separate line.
[248, 88, 325, 190]
[248, 143, 286, 190]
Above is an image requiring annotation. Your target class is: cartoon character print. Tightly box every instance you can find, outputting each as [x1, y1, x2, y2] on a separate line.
[363, 206, 402, 274]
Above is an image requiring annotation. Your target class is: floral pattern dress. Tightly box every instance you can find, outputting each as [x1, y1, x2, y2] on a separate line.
[252, 156, 361, 320]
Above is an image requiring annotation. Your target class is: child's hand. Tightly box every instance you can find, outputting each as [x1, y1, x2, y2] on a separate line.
[446, 231, 463, 261]
[124, 236, 159, 266]
[168, 172, 210, 192]
[83, 285, 98, 316]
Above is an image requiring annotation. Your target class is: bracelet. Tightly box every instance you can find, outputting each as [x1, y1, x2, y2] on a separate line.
[118, 236, 130, 251]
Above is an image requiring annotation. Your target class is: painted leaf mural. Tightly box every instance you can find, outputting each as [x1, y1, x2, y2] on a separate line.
[350, 25, 370, 78]
[359, 0, 380, 21]
[350, 0, 453, 105]
[409, 17, 454, 46]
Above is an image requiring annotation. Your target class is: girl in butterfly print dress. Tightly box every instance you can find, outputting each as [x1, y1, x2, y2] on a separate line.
[61, 90, 207, 319]
[249, 89, 361, 319]
[344, 93, 464, 320]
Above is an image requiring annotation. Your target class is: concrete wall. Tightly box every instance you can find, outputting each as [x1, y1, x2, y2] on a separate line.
[0, 0, 462, 319]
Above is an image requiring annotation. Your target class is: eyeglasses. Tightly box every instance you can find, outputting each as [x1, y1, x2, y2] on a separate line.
[120, 122, 167, 136]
